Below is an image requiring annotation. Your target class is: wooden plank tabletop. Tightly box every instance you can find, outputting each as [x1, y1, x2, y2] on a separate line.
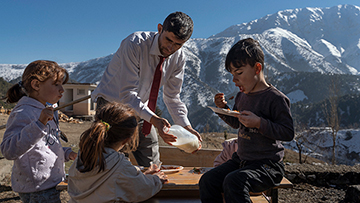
[57, 167, 293, 202]
[56, 167, 206, 191]
[57, 167, 292, 191]
[161, 167, 205, 190]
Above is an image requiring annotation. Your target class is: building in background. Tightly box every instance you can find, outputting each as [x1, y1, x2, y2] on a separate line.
[59, 83, 97, 118]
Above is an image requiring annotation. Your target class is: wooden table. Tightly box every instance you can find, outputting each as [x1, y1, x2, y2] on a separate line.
[159, 167, 204, 190]
[57, 167, 204, 191]
[57, 167, 203, 203]
[57, 166, 292, 203]
[141, 167, 203, 203]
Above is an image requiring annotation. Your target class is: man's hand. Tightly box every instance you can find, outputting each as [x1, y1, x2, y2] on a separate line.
[150, 116, 176, 145]
[183, 125, 202, 153]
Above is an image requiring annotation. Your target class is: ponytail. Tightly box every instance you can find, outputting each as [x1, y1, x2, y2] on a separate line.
[79, 121, 109, 173]
[79, 102, 139, 173]
[6, 82, 27, 103]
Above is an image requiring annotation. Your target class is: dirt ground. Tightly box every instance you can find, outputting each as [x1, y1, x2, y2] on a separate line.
[0, 113, 355, 203]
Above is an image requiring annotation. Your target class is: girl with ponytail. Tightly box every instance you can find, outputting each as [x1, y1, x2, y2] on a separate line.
[68, 102, 167, 203]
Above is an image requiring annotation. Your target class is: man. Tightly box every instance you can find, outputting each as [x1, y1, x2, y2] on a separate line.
[91, 11, 202, 167]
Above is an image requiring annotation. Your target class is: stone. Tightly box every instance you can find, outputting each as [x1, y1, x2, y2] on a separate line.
[298, 173, 306, 180]
[286, 173, 297, 181]
[344, 185, 360, 202]
[307, 174, 316, 181]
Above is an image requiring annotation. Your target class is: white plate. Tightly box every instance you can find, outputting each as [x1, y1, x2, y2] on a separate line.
[160, 165, 184, 173]
[208, 106, 240, 117]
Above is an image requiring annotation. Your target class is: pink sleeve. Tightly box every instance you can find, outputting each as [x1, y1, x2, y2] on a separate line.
[213, 138, 238, 167]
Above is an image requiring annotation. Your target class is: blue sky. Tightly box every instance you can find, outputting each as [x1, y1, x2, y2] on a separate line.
[1, 0, 359, 64]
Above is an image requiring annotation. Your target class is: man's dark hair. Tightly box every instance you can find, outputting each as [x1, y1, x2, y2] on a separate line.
[225, 38, 265, 72]
[162, 11, 193, 41]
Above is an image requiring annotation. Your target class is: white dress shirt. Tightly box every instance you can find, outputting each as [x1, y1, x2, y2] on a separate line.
[92, 31, 190, 127]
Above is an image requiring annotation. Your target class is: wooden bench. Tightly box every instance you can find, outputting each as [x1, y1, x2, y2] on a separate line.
[56, 181, 68, 191]
[250, 195, 269, 203]
[249, 177, 293, 203]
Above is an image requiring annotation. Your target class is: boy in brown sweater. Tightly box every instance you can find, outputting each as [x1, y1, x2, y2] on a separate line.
[199, 38, 294, 203]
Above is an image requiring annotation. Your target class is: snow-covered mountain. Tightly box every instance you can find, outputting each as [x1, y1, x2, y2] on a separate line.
[2, 4, 360, 165]
[211, 4, 360, 75]
[1, 4, 360, 132]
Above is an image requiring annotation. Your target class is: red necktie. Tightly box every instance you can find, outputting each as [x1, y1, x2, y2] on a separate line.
[142, 56, 165, 136]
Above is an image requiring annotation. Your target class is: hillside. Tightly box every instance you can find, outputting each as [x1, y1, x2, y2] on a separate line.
[1, 5, 360, 165]
[1, 4, 360, 202]
[1, 5, 360, 133]
[268, 72, 360, 128]
[0, 114, 357, 203]
[291, 93, 360, 128]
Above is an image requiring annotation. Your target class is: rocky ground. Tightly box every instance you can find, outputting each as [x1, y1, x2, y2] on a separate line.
[279, 163, 360, 203]
[0, 114, 359, 202]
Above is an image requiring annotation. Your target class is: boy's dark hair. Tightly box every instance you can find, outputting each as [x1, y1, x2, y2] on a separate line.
[162, 11, 193, 41]
[225, 38, 264, 72]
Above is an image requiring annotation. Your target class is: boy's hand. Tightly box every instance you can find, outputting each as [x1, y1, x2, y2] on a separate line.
[237, 110, 261, 129]
[38, 107, 54, 125]
[214, 93, 227, 108]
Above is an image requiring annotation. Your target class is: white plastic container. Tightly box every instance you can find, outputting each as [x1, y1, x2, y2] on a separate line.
[166, 125, 199, 153]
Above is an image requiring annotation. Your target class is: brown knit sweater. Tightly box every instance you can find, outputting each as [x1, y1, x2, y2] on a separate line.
[218, 85, 294, 162]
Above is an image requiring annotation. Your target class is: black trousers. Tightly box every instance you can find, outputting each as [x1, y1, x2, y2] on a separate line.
[199, 152, 284, 203]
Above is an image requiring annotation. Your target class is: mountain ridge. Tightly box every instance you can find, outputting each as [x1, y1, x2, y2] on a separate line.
[1, 4, 360, 165]
[1, 4, 360, 131]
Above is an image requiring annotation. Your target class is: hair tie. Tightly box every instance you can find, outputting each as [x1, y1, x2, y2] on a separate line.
[101, 120, 111, 131]
[18, 81, 24, 88]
